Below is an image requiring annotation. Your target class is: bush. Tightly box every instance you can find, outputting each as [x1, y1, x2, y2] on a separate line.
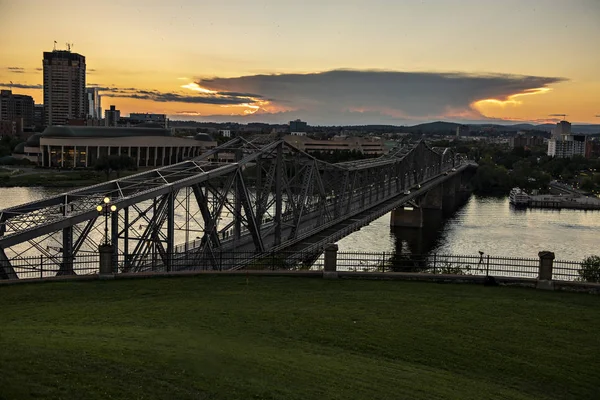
[578, 255, 600, 283]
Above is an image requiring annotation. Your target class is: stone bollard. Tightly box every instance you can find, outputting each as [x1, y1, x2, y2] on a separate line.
[323, 243, 339, 279]
[99, 244, 115, 279]
[536, 251, 555, 290]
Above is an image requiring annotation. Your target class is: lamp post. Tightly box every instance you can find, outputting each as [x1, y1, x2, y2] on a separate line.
[96, 196, 117, 245]
[97, 196, 117, 276]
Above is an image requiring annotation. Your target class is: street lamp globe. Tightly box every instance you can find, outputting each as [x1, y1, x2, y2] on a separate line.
[103, 197, 110, 204]
[110, 205, 117, 212]
[96, 205, 103, 212]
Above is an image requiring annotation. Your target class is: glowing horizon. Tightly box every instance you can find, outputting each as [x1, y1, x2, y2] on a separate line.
[1, 0, 599, 124]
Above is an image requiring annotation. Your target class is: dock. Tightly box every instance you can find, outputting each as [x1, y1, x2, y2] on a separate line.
[526, 194, 600, 210]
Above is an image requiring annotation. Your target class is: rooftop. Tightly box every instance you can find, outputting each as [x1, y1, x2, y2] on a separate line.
[26, 126, 172, 147]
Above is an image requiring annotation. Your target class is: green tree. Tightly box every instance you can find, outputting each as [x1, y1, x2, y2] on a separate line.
[94, 154, 136, 180]
[472, 163, 511, 194]
[578, 255, 600, 283]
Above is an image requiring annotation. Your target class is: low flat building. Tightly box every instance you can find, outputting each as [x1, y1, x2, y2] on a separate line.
[16, 126, 217, 168]
[129, 113, 168, 128]
[284, 135, 386, 155]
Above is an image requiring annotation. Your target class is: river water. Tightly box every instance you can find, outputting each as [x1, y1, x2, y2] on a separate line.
[1, 187, 598, 261]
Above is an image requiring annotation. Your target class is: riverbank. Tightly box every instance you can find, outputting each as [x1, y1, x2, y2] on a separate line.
[1, 276, 598, 400]
[0, 168, 138, 188]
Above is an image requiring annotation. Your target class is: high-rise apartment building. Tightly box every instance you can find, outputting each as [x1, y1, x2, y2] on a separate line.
[289, 119, 308, 133]
[85, 87, 102, 119]
[547, 120, 587, 158]
[551, 120, 571, 138]
[43, 50, 86, 126]
[0, 90, 35, 128]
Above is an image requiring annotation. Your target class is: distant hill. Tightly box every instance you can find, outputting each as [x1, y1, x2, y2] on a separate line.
[404, 121, 461, 133]
[167, 118, 600, 135]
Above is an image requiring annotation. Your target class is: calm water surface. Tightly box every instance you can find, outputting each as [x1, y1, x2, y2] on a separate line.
[338, 195, 600, 260]
[1, 188, 598, 261]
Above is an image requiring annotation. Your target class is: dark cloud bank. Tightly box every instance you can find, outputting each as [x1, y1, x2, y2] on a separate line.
[195, 70, 565, 124]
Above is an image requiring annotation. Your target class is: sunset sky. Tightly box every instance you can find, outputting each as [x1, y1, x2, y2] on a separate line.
[1, 0, 599, 125]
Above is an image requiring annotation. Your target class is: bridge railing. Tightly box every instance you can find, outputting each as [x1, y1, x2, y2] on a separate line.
[1, 249, 587, 283]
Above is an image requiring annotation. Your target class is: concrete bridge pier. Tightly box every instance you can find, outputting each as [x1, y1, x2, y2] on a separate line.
[391, 171, 473, 228]
[390, 206, 424, 228]
[391, 179, 447, 228]
[442, 175, 463, 214]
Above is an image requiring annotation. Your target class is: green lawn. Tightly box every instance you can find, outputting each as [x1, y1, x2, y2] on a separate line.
[0, 277, 598, 400]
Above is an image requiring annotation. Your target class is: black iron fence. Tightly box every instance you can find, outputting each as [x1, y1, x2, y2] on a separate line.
[1, 250, 593, 283]
[553, 259, 584, 281]
[334, 252, 541, 278]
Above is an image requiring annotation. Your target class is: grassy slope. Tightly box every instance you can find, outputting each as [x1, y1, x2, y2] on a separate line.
[0, 277, 598, 400]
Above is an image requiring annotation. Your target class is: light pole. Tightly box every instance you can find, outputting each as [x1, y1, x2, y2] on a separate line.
[97, 196, 117, 275]
[96, 196, 117, 245]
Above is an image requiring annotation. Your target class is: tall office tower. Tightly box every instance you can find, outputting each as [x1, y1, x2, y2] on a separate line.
[43, 50, 86, 126]
[85, 87, 101, 119]
[97, 94, 102, 120]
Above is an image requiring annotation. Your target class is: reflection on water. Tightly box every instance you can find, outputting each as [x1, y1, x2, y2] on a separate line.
[1, 188, 599, 261]
[0, 187, 66, 209]
[338, 195, 600, 261]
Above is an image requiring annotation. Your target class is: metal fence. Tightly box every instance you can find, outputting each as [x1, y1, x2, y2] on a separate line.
[553, 259, 583, 281]
[1, 249, 591, 283]
[4, 254, 100, 280]
[334, 252, 542, 279]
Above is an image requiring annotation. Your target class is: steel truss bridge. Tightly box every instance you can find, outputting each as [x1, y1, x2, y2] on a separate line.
[0, 137, 469, 279]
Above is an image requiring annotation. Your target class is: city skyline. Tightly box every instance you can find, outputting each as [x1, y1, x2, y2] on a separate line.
[0, 0, 599, 125]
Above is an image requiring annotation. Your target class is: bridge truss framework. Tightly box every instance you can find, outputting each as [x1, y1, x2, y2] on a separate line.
[0, 138, 457, 279]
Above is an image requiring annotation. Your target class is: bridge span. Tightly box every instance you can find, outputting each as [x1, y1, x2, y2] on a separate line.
[0, 138, 476, 279]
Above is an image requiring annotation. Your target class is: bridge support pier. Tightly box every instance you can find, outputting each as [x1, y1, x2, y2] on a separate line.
[390, 206, 423, 228]
[442, 175, 463, 214]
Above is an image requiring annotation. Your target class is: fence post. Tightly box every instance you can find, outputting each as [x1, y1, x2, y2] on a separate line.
[433, 253, 437, 274]
[323, 243, 339, 279]
[98, 244, 115, 279]
[536, 251, 555, 290]
[382, 251, 386, 272]
[486, 255, 490, 277]
[40, 255, 43, 279]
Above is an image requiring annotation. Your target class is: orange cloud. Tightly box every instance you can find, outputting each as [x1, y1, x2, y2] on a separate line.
[473, 87, 552, 109]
